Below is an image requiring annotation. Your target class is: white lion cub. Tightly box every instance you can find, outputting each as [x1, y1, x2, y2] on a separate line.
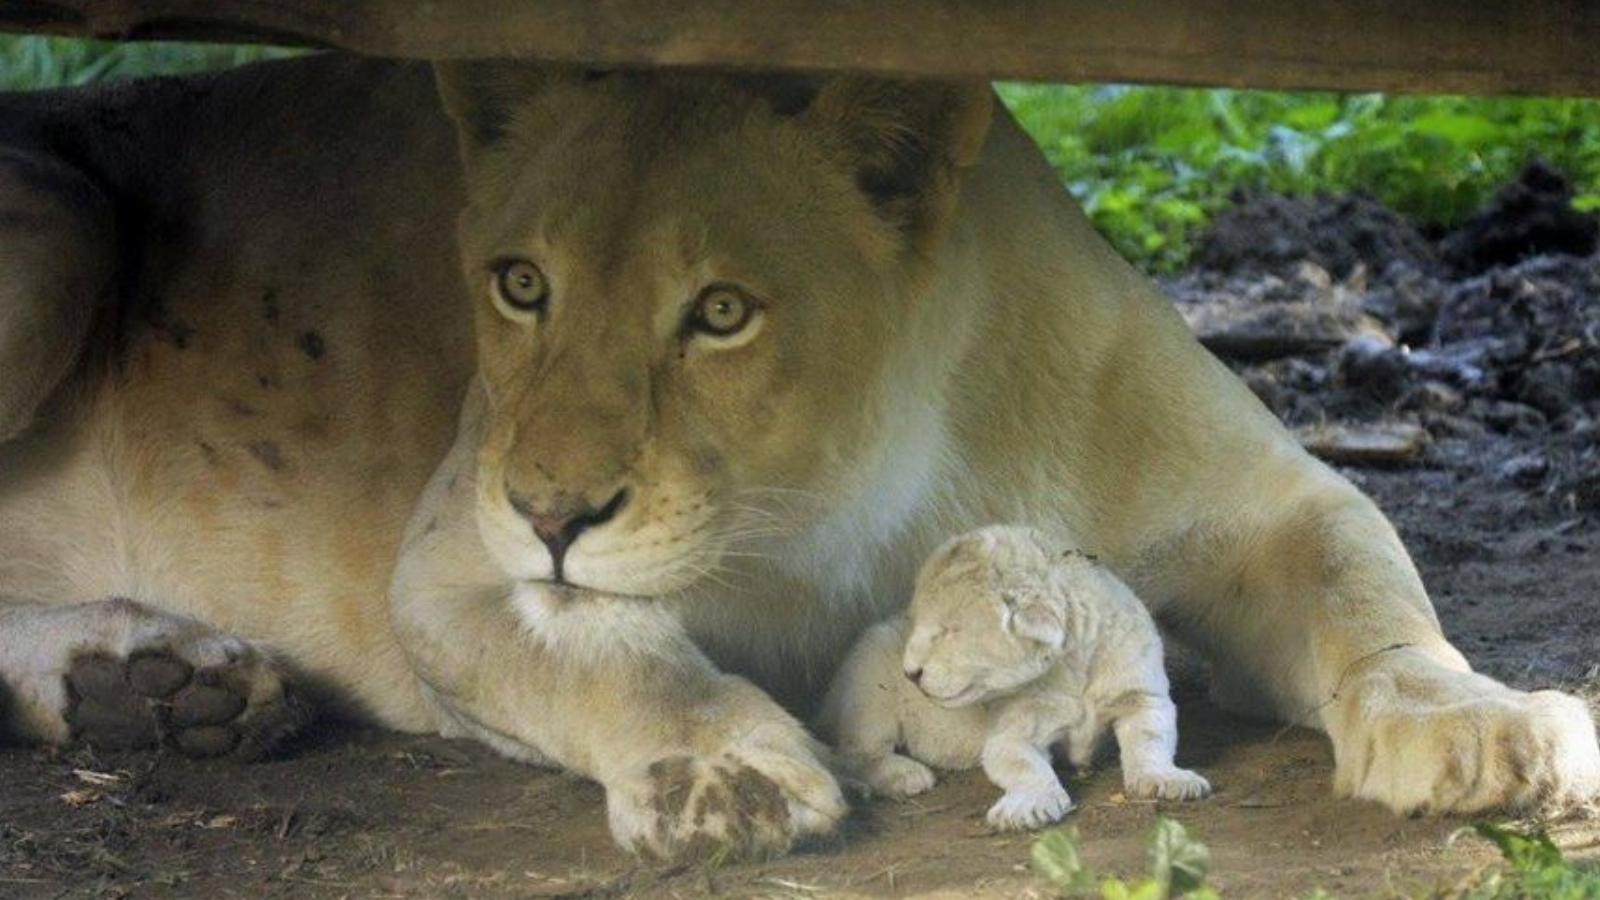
[818, 525, 1210, 830]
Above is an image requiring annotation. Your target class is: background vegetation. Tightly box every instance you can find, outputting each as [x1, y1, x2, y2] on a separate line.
[2, 35, 1598, 273]
[1001, 83, 1600, 271]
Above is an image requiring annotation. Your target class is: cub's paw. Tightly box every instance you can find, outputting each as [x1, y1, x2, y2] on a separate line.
[606, 734, 847, 860]
[861, 753, 937, 799]
[65, 632, 305, 759]
[986, 785, 1074, 831]
[1334, 660, 1600, 815]
[1126, 767, 1212, 801]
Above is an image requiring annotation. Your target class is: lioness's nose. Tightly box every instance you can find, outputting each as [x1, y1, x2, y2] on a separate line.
[505, 487, 628, 582]
[905, 667, 924, 686]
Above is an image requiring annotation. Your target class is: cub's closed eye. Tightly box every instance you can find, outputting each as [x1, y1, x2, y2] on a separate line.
[491, 258, 550, 316]
[687, 285, 761, 340]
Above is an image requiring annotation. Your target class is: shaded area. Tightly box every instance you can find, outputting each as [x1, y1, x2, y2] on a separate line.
[3, 172, 1600, 897]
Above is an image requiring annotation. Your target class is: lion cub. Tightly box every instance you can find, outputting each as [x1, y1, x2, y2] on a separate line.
[819, 525, 1210, 830]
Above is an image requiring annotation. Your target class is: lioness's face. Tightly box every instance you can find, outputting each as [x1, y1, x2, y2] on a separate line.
[435, 66, 992, 596]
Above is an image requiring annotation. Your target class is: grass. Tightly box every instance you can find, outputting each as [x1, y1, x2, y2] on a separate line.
[1030, 819, 1600, 899]
[1, 34, 1598, 273]
[1000, 84, 1600, 272]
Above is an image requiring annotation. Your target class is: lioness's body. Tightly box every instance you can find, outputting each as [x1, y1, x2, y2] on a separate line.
[0, 57, 467, 730]
[1, 53, 1595, 856]
[0, 54, 1281, 715]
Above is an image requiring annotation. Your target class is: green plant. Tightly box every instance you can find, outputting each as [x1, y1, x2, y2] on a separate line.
[1032, 819, 1600, 899]
[2, 34, 1597, 275]
[1032, 817, 1219, 899]
[1453, 823, 1600, 900]
[1000, 84, 1600, 272]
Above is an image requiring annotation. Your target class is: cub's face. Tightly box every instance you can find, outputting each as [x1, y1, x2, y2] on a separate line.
[902, 527, 1066, 707]
[434, 65, 992, 596]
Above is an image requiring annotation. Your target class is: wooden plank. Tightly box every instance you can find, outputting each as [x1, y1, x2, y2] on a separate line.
[2, 0, 1598, 97]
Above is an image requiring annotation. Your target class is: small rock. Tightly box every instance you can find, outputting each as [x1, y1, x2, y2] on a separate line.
[1297, 422, 1429, 467]
[1478, 400, 1548, 436]
[1420, 411, 1488, 439]
[1516, 361, 1577, 417]
[1566, 463, 1600, 511]
[1184, 302, 1373, 362]
[1498, 453, 1549, 487]
[1337, 335, 1410, 401]
[1362, 261, 1446, 342]
[1399, 381, 1465, 414]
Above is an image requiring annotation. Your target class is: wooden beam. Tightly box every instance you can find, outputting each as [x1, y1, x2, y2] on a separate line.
[3, 0, 1598, 97]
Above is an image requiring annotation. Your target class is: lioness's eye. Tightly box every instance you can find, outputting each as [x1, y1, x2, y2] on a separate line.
[688, 285, 760, 338]
[492, 259, 549, 316]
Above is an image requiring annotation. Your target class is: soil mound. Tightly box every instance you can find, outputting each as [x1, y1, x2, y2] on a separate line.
[1439, 160, 1600, 273]
[1192, 191, 1437, 279]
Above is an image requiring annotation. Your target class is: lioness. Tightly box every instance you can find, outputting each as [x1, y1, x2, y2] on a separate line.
[0, 54, 1595, 859]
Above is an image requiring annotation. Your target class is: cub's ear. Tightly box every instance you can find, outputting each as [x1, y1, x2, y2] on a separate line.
[433, 61, 548, 162]
[807, 78, 994, 248]
[1003, 595, 1065, 649]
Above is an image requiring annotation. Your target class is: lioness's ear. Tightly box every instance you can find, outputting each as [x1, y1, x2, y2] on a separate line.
[433, 61, 546, 161]
[809, 78, 994, 246]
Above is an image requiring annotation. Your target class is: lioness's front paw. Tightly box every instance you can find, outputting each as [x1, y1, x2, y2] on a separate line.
[65, 630, 306, 760]
[1333, 662, 1600, 815]
[861, 753, 937, 799]
[1126, 767, 1211, 801]
[987, 785, 1074, 831]
[606, 736, 847, 860]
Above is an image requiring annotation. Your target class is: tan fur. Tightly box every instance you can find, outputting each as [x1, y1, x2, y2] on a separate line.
[0, 55, 1595, 859]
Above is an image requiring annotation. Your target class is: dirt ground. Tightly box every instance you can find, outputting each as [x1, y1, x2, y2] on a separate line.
[3, 167, 1599, 899]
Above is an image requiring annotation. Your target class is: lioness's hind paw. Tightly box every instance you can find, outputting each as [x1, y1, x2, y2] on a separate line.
[1126, 767, 1212, 801]
[65, 634, 305, 759]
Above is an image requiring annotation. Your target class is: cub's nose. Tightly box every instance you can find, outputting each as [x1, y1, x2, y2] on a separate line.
[904, 667, 924, 686]
[505, 487, 628, 582]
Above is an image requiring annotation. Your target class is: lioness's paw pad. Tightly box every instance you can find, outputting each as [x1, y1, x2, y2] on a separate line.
[607, 746, 847, 861]
[987, 785, 1074, 831]
[64, 636, 305, 759]
[1126, 767, 1211, 801]
[863, 753, 937, 799]
[1336, 679, 1600, 815]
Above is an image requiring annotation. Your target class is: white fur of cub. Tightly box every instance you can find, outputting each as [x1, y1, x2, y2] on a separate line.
[819, 525, 1211, 830]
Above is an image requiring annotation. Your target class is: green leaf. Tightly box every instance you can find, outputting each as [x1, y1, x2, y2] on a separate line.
[1473, 821, 1565, 872]
[1100, 879, 1133, 900]
[1033, 827, 1097, 895]
[1409, 111, 1500, 147]
[1147, 818, 1211, 896]
[1100, 878, 1166, 900]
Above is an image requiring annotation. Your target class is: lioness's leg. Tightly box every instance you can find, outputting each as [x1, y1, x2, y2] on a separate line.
[0, 148, 114, 442]
[396, 582, 845, 858]
[1196, 478, 1599, 814]
[0, 597, 305, 757]
[391, 397, 847, 860]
